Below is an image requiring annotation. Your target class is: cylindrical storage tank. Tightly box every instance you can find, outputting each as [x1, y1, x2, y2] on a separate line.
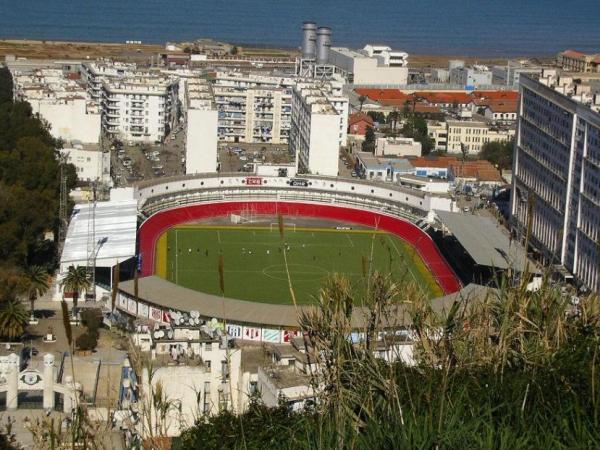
[316, 27, 332, 64]
[301, 22, 317, 59]
[449, 59, 465, 71]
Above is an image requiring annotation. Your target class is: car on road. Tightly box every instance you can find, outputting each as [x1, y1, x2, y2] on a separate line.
[463, 207, 470, 213]
[351, 171, 357, 177]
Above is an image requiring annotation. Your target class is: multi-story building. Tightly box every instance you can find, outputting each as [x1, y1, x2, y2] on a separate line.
[446, 120, 515, 155]
[557, 50, 600, 73]
[427, 120, 448, 150]
[81, 61, 137, 102]
[185, 79, 218, 174]
[290, 82, 348, 176]
[449, 65, 493, 88]
[11, 69, 101, 143]
[491, 61, 543, 88]
[59, 144, 111, 185]
[328, 47, 409, 85]
[511, 73, 600, 291]
[212, 71, 295, 144]
[101, 76, 179, 143]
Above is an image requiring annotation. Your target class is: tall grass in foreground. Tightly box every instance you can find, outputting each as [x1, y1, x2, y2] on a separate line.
[181, 273, 600, 449]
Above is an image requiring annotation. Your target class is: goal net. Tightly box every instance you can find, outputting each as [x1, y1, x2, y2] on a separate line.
[269, 222, 297, 232]
[231, 206, 260, 224]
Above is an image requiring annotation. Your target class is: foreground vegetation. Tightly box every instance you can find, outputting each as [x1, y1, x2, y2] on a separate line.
[0, 66, 78, 340]
[179, 274, 600, 449]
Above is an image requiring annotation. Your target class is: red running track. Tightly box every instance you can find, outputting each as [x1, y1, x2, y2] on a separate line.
[138, 201, 461, 294]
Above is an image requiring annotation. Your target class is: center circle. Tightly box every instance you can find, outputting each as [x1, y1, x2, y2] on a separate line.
[262, 264, 329, 282]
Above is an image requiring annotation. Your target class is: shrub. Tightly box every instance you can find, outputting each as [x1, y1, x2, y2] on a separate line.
[76, 331, 98, 351]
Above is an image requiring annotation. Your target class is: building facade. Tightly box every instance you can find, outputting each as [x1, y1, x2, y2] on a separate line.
[101, 76, 179, 143]
[185, 79, 218, 174]
[289, 82, 348, 176]
[511, 75, 600, 291]
[446, 120, 515, 155]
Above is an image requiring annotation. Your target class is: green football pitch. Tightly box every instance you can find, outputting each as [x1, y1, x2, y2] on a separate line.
[155, 225, 442, 305]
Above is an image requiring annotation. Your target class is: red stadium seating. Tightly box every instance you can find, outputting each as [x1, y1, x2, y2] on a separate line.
[138, 201, 461, 294]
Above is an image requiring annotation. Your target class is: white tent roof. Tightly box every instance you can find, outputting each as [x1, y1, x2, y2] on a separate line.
[60, 198, 137, 268]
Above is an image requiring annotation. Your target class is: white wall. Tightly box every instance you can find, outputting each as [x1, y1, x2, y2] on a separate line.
[308, 114, 341, 176]
[32, 99, 101, 144]
[60, 147, 110, 183]
[186, 108, 218, 174]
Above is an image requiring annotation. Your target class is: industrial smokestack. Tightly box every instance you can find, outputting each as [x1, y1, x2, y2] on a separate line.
[301, 22, 317, 59]
[316, 27, 332, 64]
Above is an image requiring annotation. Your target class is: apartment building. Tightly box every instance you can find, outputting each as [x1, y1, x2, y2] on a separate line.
[427, 120, 448, 150]
[290, 82, 349, 176]
[59, 144, 111, 184]
[81, 61, 137, 102]
[11, 69, 101, 143]
[446, 120, 515, 155]
[212, 71, 294, 144]
[511, 74, 600, 291]
[491, 61, 542, 88]
[185, 79, 218, 174]
[101, 76, 179, 143]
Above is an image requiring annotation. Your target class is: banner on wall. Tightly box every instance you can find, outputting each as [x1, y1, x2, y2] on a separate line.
[127, 298, 137, 315]
[162, 310, 171, 324]
[226, 324, 242, 338]
[262, 328, 280, 343]
[118, 293, 128, 309]
[149, 306, 162, 322]
[137, 302, 149, 319]
[282, 329, 302, 343]
[242, 326, 261, 341]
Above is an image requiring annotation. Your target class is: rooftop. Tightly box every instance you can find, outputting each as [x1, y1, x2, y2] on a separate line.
[435, 211, 535, 272]
[60, 196, 137, 267]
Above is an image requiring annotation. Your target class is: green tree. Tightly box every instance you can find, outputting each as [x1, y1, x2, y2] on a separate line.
[367, 111, 386, 124]
[361, 126, 376, 152]
[60, 266, 90, 313]
[480, 139, 514, 170]
[23, 265, 49, 321]
[0, 298, 29, 341]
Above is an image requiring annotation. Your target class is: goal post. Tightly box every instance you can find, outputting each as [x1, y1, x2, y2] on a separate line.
[269, 223, 296, 232]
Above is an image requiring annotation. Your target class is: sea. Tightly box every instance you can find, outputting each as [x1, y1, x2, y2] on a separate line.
[0, 0, 599, 57]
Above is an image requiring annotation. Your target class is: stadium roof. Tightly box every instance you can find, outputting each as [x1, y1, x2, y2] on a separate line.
[119, 277, 494, 328]
[435, 210, 536, 273]
[60, 198, 138, 268]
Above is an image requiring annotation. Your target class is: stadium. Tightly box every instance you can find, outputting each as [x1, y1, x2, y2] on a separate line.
[112, 173, 461, 343]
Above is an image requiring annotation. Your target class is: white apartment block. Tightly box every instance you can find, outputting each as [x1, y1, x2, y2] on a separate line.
[427, 120, 448, 150]
[60, 144, 111, 184]
[101, 76, 179, 143]
[81, 61, 137, 102]
[11, 69, 101, 143]
[328, 47, 409, 85]
[212, 71, 295, 144]
[290, 82, 348, 176]
[446, 120, 515, 155]
[185, 79, 218, 174]
[511, 74, 600, 291]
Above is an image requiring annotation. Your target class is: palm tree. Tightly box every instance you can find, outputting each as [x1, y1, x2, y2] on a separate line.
[358, 95, 367, 112]
[60, 266, 90, 315]
[0, 298, 29, 341]
[24, 266, 49, 322]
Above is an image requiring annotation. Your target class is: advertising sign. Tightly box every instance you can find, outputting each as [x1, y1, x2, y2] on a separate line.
[262, 328, 280, 343]
[242, 326, 261, 341]
[245, 177, 263, 186]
